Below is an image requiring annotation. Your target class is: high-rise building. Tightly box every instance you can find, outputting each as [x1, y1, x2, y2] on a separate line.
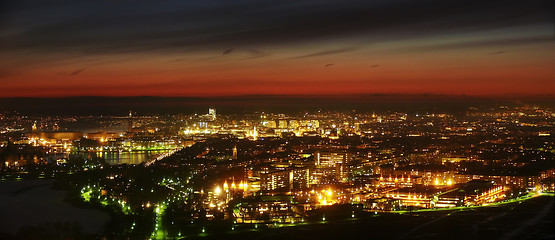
[127, 111, 133, 133]
[208, 108, 216, 120]
[261, 168, 310, 192]
[315, 151, 351, 168]
[314, 151, 352, 183]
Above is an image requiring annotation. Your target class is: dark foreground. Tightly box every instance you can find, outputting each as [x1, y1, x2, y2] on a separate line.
[192, 195, 554, 240]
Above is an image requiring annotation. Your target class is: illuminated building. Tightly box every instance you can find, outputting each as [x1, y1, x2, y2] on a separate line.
[85, 131, 118, 142]
[441, 155, 468, 164]
[314, 151, 352, 183]
[257, 127, 279, 138]
[377, 175, 421, 188]
[235, 195, 301, 224]
[278, 120, 288, 129]
[121, 137, 178, 150]
[250, 126, 258, 140]
[262, 120, 277, 128]
[458, 180, 506, 206]
[426, 180, 507, 208]
[198, 121, 209, 129]
[127, 111, 133, 133]
[394, 164, 457, 186]
[31, 121, 37, 134]
[432, 188, 464, 208]
[289, 120, 299, 129]
[261, 167, 310, 192]
[375, 180, 507, 210]
[315, 151, 351, 168]
[261, 169, 290, 191]
[310, 120, 319, 128]
[384, 187, 435, 209]
[208, 108, 216, 120]
[38, 131, 83, 143]
[455, 173, 540, 190]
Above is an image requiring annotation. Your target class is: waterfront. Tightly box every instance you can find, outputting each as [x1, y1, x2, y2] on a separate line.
[49, 150, 173, 165]
[81, 150, 172, 165]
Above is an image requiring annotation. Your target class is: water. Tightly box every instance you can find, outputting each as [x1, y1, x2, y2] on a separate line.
[0, 180, 111, 235]
[93, 150, 170, 165]
[53, 150, 172, 165]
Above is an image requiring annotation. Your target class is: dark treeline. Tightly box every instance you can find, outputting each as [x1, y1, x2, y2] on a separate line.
[1, 94, 554, 116]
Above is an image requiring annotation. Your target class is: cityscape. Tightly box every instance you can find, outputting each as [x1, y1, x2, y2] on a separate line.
[1, 0, 554, 239]
[1, 103, 554, 239]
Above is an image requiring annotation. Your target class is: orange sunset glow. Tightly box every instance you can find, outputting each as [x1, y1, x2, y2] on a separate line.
[1, 0, 554, 97]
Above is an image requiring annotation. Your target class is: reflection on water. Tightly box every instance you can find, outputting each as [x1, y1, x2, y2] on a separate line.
[67, 150, 171, 165]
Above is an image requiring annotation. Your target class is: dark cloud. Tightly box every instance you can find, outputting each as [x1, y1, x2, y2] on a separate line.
[243, 49, 269, 59]
[396, 36, 554, 52]
[222, 48, 269, 59]
[291, 47, 357, 59]
[325, 64, 335, 67]
[56, 68, 86, 77]
[0, 0, 552, 55]
[491, 51, 507, 55]
[69, 68, 85, 76]
[370, 65, 379, 68]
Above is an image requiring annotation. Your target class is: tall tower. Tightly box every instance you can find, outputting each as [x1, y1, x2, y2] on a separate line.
[208, 108, 216, 120]
[31, 121, 38, 142]
[232, 146, 237, 160]
[128, 111, 133, 133]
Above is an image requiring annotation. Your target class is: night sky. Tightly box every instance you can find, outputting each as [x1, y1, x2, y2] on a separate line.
[1, 0, 554, 97]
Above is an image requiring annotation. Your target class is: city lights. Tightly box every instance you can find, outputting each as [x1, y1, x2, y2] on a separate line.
[1, 104, 553, 239]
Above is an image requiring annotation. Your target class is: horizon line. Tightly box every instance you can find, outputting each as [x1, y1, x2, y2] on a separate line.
[2, 93, 555, 100]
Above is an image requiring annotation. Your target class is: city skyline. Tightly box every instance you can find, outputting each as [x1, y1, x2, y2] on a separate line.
[1, 0, 554, 97]
[1, 105, 554, 239]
